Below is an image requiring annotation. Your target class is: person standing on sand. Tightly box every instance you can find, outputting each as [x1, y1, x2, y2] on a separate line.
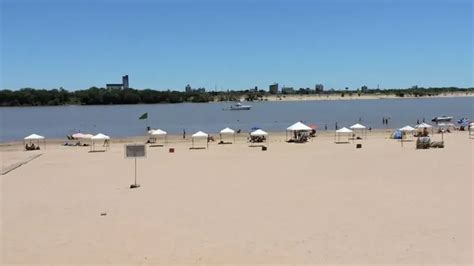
[335, 122, 338, 130]
[183, 129, 186, 139]
[325, 124, 327, 130]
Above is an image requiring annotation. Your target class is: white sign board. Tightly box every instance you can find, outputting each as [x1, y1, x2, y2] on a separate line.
[125, 144, 146, 158]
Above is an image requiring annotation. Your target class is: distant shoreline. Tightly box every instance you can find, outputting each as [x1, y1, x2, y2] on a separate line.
[1, 92, 473, 107]
[263, 92, 474, 102]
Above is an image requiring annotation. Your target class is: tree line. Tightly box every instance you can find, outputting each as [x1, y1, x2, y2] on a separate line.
[0, 86, 472, 106]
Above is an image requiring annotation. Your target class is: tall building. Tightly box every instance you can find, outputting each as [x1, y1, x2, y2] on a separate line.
[269, 83, 279, 94]
[315, 84, 324, 92]
[106, 74, 129, 90]
[185, 84, 192, 92]
[122, 75, 129, 89]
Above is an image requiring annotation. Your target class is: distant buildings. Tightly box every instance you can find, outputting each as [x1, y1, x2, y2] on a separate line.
[185, 84, 205, 93]
[315, 84, 324, 92]
[106, 75, 129, 90]
[185, 84, 192, 93]
[269, 83, 279, 94]
[122, 75, 129, 89]
[281, 86, 294, 94]
[361, 85, 368, 92]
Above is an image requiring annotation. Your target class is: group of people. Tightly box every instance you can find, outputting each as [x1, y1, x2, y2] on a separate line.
[25, 143, 40, 151]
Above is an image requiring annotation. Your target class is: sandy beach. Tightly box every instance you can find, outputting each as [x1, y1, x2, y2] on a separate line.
[1, 130, 472, 265]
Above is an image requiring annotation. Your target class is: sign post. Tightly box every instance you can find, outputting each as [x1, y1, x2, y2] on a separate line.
[125, 144, 146, 189]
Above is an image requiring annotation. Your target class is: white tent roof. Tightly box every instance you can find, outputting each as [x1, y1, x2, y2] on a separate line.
[150, 129, 167, 135]
[336, 127, 353, 133]
[287, 121, 312, 131]
[350, 123, 366, 129]
[192, 131, 208, 138]
[91, 133, 110, 140]
[416, 122, 433, 128]
[470, 122, 474, 126]
[250, 129, 268, 136]
[220, 127, 235, 134]
[24, 134, 44, 140]
[399, 125, 415, 131]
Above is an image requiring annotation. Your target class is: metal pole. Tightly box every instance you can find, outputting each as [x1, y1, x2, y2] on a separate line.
[134, 157, 137, 186]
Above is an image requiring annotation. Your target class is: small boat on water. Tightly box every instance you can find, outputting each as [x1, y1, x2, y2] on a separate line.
[228, 102, 252, 111]
[431, 116, 453, 122]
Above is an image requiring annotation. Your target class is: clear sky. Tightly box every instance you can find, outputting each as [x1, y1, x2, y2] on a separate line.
[1, 0, 472, 91]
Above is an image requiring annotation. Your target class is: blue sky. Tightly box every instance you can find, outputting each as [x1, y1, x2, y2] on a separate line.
[1, 0, 472, 91]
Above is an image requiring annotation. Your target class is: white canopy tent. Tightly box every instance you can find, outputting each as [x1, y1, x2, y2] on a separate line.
[90, 133, 110, 152]
[399, 125, 415, 146]
[24, 134, 45, 150]
[250, 129, 269, 146]
[286, 122, 312, 142]
[350, 123, 367, 139]
[192, 131, 209, 149]
[334, 127, 353, 143]
[149, 129, 167, 146]
[219, 127, 236, 143]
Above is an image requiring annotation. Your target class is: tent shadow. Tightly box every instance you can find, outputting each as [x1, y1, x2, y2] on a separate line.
[189, 147, 206, 150]
[334, 141, 350, 144]
[248, 144, 266, 148]
[149, 144, 164, 147]
[89, 150, 106, 153]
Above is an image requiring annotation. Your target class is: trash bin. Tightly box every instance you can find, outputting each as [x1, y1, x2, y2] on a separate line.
[262, 146, 267, 151]
[356, 144, 362, 149]
[169, 148, 175, 153]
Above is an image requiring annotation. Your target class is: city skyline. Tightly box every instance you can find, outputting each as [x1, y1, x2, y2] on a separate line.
[1, 0, 472, 90]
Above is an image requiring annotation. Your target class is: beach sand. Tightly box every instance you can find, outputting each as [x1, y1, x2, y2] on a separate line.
[1, 131, 472, 265]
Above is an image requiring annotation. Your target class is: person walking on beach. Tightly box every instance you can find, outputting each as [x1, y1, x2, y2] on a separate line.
[183, 129, 186, 139]
[335, 122, 338, 130]
[325, 123, 327, 131]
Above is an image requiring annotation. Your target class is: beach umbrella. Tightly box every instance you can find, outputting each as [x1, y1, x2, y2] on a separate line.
[72, 133, 85, 139]
[415, 122, 434, 135]
[399, 125, 415, 131]
[415, 122, 433, 128]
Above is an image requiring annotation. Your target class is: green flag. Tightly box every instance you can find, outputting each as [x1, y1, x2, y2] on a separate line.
[139, 112, 148, 120]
